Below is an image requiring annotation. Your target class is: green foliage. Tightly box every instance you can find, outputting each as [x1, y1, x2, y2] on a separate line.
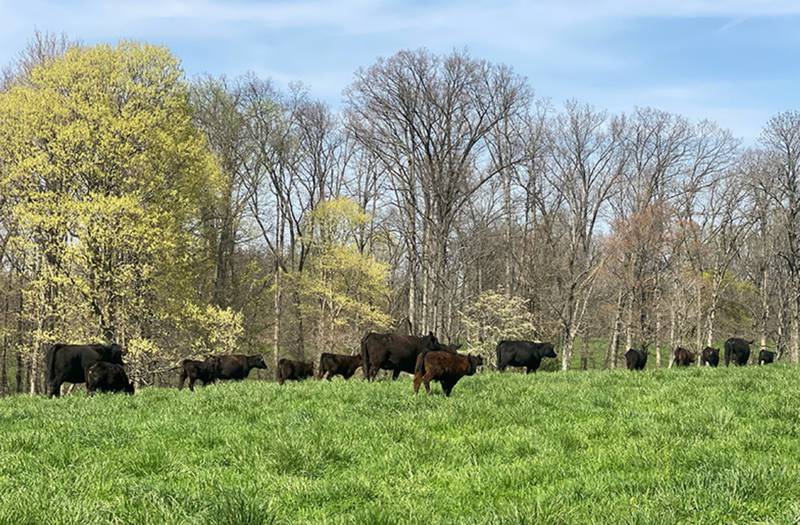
[1, 367, 800, 523]
[293, 198, 391, 353]
[182, 303, 245, 356]
[461, 290, 538, 365]
[0, 42, 223, 366]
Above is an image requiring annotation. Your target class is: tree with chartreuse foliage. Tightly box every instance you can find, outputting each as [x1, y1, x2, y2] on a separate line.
[293, 197, 391, 357]
[0, 41, 232, 389]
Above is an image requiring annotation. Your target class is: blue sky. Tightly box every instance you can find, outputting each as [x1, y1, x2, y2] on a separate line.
[2, 0, 799, 143]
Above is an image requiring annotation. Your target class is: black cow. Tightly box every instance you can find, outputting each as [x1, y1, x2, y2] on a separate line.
[672, 347, 696, 367]
[701, 347, 720, 367]
[625, 348, 647, 370]
[46, 343, 125, 397]
[276, 358, 314, 385]
[212, 354, 268, 381]
[361, 332, 446, 381]
[413, 350, 483, 396]
[759, 349, 776, 365]
[495, 340, 556, 374]
[724, 338, 753, 366]
[178, 358, 221, 391]
[86, 362, 134, 395]
[317, 353, 362, 380]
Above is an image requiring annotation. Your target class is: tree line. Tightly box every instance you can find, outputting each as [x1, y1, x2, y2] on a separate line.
[0, 32, 797, 394]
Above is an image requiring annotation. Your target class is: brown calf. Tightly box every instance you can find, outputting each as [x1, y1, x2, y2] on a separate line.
[413, 350, 483, 397]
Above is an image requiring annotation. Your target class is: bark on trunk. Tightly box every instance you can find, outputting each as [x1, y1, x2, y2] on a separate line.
[606, 289, 624, 369]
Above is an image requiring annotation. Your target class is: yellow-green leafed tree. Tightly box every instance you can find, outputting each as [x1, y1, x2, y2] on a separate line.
[0, 42, 224, 386]
[294, 197, 391, 357]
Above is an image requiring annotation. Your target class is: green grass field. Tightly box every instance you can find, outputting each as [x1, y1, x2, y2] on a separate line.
[1, 366, 799, 524]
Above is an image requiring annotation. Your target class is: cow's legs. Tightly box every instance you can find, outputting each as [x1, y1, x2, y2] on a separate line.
[525, 367, 535, 374]
[48, 380, 62, 398]
[391, 368, 401, 380]
[413, 374, 423, 394]
[188, 377, 196, 391]
[178, 370, 187, 390]
[422, 373, 433, 395]
[442, 379, 456, 397]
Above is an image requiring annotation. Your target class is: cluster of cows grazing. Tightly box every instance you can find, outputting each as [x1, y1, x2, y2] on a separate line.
[625, 337, 779, 370]
[43, 332, 778, 398]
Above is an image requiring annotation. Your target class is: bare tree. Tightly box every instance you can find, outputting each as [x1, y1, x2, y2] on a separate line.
[542, 102, 625, 370]
[761, 111, 800, 363]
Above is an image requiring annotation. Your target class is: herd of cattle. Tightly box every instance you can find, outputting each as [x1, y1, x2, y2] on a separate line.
[624, 337, 776, 370]
[43, 333, 776, 398]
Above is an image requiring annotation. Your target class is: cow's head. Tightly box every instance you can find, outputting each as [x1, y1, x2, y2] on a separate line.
[467, 354, 483, 374]
[248, 355, 268, 370]
[541, 343, 557, 359]
[444, 343, 462, 353]
[107, 344, 125, 365]
[423, 332, 443, 351]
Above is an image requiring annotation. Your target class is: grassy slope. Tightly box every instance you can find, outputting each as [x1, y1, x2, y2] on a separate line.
[1, 366, 799, 525]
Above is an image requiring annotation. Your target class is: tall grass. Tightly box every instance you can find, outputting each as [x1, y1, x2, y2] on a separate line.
[1, 366, 799, 524]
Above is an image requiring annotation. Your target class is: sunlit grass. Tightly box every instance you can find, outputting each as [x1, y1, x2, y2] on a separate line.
[1, 365, 799, 524]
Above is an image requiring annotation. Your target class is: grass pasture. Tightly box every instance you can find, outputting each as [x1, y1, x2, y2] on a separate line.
[1, 366, 800, 524]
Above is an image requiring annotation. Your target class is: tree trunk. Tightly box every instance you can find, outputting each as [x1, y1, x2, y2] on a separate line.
[653, 284, 662, 368]
[624, 289, 634, 351]
[561, 327, 573, 372]
[273, 266, 281, 369]
[407, 253, 416, 333]
[759, 264, 769, 350]
[705, 284, 719, 349]
[504, 169, 512, 297]
[792, 278, 800, 364]
[1, 288, 8, 396]
[580, 332, 589, 371]
[694, 281, 703, 356]
[15, 347, 24, 394]
[669, 282, 676, 356]
[606, 289, 623, 369]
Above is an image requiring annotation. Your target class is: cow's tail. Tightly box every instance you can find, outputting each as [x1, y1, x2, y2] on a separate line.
[415, 350, 429, 377]
[361, 332, 371, 381]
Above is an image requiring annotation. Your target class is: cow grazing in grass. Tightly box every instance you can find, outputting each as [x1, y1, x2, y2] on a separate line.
[178, 358, 221, 391]
[46, 343, 125, 398]
[759, 349, 776, 365]
[361, 332, 446, 381]
[495, 341, 556, 374]
[413, 350, 483, 396]
[724, 338, 753, 366]
[701, 347, 720, 367]
[672, 347, 696, 367]
[86, 362, 134, 395]
[625, 348, 647, 370]
[317, 353, 362, 380]
[212, 354, 268, 381]
[277, 358, 314, 385]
